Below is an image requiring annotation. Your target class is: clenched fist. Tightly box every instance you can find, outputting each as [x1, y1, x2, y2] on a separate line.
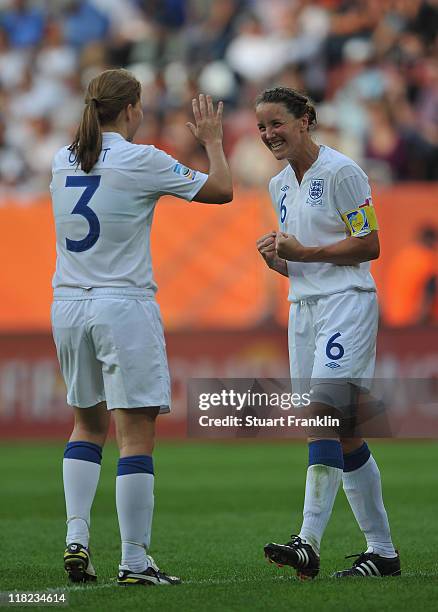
[275, 232, 305, 261]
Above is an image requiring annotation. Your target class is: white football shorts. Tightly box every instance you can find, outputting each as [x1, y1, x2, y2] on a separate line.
[51, 287, 170, 411]
[288, 289, 378, 393]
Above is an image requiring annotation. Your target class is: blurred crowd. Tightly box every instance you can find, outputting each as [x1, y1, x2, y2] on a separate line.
[0, 0, 437, 198]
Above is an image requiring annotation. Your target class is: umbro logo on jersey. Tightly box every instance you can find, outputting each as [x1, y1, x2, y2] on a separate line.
[281, 185, 290, 192]
[325, 362, 341, 369]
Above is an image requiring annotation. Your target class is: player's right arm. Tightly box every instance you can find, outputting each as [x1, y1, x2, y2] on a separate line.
[256, 175, 288, 277]
[187, 94, 233, 204]
[256, 231, 288, 277]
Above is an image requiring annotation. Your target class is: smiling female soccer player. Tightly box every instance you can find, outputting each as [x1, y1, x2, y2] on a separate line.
[50, 68, 232, 586]
[256, 88, 400, 580]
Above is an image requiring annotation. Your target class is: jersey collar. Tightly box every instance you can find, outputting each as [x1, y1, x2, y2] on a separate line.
[101, 131, 126, 142]
[289, 145, 326, 185]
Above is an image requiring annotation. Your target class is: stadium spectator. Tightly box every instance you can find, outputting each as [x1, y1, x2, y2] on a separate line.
[383, 226, 438, 326]
[0, 114, 28, 192]
[139, 0, 187, 30]
[364, 98, 408, 182]
[187, 0, 240, 70]
[0, 0, 436, 194]
[407, 0, 438, 47]
[36, 19, 77, 80]
[225, 12, 290, 83]
[1, 0, 45, 49]
[0, 25, 28, 90]
[62, 0, 110, 49]
[324, 0, 382, 67]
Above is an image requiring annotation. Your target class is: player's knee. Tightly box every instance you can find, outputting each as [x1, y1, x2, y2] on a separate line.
[306, 382, 359, 438]
[115, 407, 159, 432]
[310, 382, 358, 412]
[72, 423, 108, 446]
[73, 410, 109, 438]
[115, 408, 159, 455]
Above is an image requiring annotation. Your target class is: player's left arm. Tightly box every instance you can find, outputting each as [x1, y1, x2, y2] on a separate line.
[276, 169, 380, 265]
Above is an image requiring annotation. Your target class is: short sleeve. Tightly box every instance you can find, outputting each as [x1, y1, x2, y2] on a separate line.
[334, 168, 371, 216]
[148, 147, 208, 201]
[334, 167, 377, 237]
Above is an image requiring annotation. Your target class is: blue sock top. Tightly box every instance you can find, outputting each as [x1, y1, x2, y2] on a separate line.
[308, 439, 343, 470]
[117, 455, 154, 476]
[343, 442, 370, 472]
[64, 441, 102, 464]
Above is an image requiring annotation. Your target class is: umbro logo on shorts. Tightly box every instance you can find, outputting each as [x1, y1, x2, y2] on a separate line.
[325, 362, 341, 369]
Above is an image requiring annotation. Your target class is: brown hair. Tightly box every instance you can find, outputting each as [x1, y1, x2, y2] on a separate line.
[255, 87, 317, 130]
[69, 69, 141, 173]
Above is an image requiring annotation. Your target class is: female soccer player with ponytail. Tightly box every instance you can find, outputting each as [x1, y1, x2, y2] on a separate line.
[51, 68, 232, 586]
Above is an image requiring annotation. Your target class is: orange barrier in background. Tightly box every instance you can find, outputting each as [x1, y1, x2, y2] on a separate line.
[1, 185, 437, 331]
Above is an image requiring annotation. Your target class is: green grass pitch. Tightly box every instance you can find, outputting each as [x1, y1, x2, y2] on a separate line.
[1, 440, 437, 611]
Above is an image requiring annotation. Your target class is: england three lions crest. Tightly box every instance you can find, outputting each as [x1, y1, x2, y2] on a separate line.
[307, 178, 324, 206]
[309, 179, 324, 200]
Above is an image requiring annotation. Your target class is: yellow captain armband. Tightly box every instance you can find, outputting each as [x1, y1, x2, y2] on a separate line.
[341, 201, 379, 237]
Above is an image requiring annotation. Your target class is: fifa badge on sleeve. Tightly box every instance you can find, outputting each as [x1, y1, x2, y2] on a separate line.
[342, 200, 379, 237]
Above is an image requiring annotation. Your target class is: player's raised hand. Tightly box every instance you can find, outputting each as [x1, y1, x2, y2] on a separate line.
[186, 94, 224, 146]
[275, 232, 305, 261]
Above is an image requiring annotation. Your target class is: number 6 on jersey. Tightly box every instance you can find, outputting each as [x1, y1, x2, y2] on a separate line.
[65, 175, 101, 253]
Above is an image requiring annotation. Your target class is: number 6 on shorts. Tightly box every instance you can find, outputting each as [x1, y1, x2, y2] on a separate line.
[326, 332, 344, 360]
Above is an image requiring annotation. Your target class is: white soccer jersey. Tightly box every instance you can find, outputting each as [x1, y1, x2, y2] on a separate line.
[50, 132, 208, 291]
[269, 144, 377, 302]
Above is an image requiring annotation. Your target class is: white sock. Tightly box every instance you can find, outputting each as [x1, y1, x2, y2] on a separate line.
[343, 456, 396, 557]
[299, 464, 342, 554]
[116, 473, 154, 572]
[63, 458, 101, 547]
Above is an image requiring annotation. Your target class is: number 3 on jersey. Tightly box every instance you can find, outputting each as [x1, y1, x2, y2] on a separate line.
[65, 175, 101, 252]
